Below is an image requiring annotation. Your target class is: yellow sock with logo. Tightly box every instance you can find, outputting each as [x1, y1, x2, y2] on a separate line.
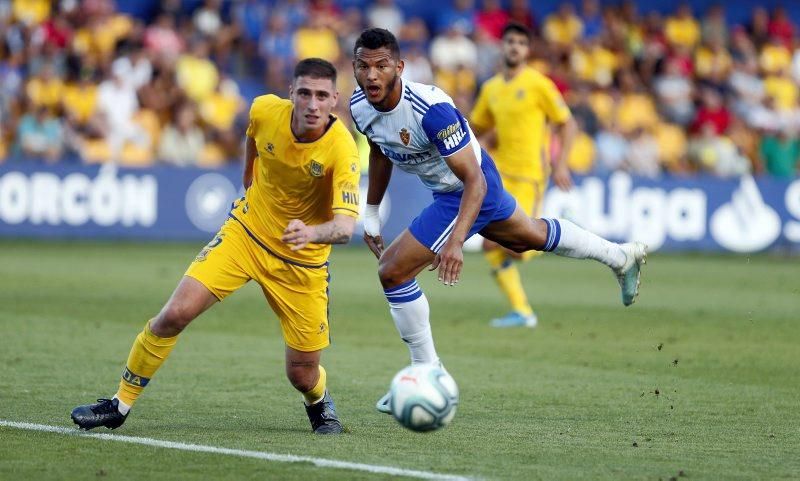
[485, 250, 533, 316]
[115, 320, 178, 409]
[303, 365, 327, 405]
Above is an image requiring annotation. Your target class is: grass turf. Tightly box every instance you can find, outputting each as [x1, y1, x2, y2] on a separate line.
[1, 241, 798, 480]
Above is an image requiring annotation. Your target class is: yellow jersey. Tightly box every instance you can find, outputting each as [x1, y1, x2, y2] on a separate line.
[237, 95, 361, 267]
[471, 67, 571, 181]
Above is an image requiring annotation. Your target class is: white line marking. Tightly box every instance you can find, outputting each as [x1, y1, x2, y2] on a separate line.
[0, 420, 470, 481]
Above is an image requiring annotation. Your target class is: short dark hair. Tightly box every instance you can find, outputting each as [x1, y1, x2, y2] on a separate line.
[293, 58, 337, 83]
[354, 28, 400, 58]
[502, 22, 531, 40]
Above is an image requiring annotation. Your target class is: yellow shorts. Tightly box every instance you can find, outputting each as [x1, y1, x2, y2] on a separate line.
[185, 218, 330, 352]
[500, 173, 547, 218]
[499, 173, 548, 261]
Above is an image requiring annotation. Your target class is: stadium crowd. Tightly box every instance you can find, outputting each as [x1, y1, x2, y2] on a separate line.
[1, 0, 799, 178]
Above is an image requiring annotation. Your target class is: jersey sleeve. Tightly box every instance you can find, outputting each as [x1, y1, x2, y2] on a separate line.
[537, 77, 572, 125]
[330, 131, 362, 218]
[246, 94, 280, 137]
[469, 85, 494, 133]
[421, 102, 472, 157]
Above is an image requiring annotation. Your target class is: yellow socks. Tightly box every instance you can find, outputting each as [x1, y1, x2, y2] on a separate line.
[485, 250, 534, 316]
[115, 320, 178, 408]
[303, 365, 327, 405]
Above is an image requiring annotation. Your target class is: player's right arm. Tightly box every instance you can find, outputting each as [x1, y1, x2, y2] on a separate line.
[243, 135, 257, 189]
[364, 137, 393, 259]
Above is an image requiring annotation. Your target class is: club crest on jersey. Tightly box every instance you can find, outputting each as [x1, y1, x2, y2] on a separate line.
[399, 128, 411, 146]
[265, 142, 274, 154]
[309, 159, 324, 177]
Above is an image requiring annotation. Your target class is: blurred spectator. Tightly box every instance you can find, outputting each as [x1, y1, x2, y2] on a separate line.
[25, 63, 63, 111]
[158, 103, 204, 167]
[616, 69, 659, 134]
[760, 131, 800, 177]
[767, 7, 795, 48]
[367, 0, 404, 34]
[544, 3, 584, 50]
[701, 4, 727, 46]
[402, 43, 434, 84]
[595, 123, 628, 174]
[623, 127, 660, 178]
[760, 35, 792, 75]
[436, 0, 476, 35]
[260, 13, 295, 94]
[580, 0, 602, 40]
[692, 88, 730, 135]
[474, 28, 501, 84]
[654, 59, 694, 127]
[95, 61, 149, 159]
[176, 39, 219, 103]
[730, 26, 757, 65]
[763, 67, 798, 112]
[729, 60, 765, 118]
[695, 38, 732, 86]
[747, 7, 771, 50]
[430, 23, 477, 73]
[193, 0, 223, 38]
[475, 0, 508, 40]
[294, 14, 341, 63]
[199, 76, 245, 160]
[664, 4, 700, 49]
[689, 123, 750, 177]
[143, 14, 184, 64]
[16, 105, 63, 162]
[507, 0, 536, 32]
[568, 86, 599, 137]
[654, 122, 689, 173]
[12, 0, 51, 27]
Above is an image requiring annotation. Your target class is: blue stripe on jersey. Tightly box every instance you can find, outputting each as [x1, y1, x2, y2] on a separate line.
[405, 96, 427, 116]
[405, 87, 430, 108]
[384, 279, 423, 303]
[404, 92, 429, 113]
[350, 92, 366, 105]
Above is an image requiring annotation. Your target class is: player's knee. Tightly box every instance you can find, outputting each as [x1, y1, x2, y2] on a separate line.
[377, 260, 407, 288]
[286, 366, 317, 393]
[153, 302, 196, 335]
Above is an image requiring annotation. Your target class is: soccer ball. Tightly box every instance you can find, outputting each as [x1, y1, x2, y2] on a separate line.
[389, 364, 459, 432]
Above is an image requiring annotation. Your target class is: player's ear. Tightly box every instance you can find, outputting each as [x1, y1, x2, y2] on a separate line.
[331, 89, 339, 107]
[288, 83, 294, 101]
[396, 59, 405, 76]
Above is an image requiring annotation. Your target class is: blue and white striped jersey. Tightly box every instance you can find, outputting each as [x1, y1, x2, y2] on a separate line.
[349, 79, 482, 193]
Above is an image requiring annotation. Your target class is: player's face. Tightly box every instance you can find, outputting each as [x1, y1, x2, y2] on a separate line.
[502, 32, 530, 68]
[289, 76, 338, 135]
[353, 46, 404, 109]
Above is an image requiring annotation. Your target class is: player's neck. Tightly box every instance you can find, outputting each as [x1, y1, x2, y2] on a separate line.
[503, 64, 525, 81]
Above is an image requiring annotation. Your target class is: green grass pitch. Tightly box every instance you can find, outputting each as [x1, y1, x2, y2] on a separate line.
[1, 240, 798, 480]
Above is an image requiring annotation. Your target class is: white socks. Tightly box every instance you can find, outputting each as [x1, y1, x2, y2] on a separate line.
[384, 280, 440, 365]
[113, 396, 131, 415]
[541, 218, 627, 270]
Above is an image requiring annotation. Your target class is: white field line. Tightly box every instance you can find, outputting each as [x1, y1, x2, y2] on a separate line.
[0, 420, 471, 481]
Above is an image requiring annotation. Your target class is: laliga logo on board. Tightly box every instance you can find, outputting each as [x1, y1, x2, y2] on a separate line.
[710, 176, 781, 252]
[185, 173, 238, 233]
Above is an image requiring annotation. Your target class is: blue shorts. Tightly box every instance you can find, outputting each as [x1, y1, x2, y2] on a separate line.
[409, 151, 517, 253]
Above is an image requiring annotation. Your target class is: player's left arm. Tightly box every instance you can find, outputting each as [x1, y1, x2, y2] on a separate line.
[421, 102, 487, 286]
[281, 140, 362, 251]
[281, 214, 356, 251]
[431, 146, 487, 285]
[539, 79, 577, 191]
[551, 117, 578, 191]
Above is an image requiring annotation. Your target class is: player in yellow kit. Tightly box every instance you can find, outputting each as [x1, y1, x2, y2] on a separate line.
[71, 59, 361, 434]
[471, 23, 578, 328]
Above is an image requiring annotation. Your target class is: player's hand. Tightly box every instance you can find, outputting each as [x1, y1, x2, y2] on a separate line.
[282, 219, 315, 251]
[552, 164, 573, 191]
[429, 239, 463, 286]
[364, 233, 384, 259]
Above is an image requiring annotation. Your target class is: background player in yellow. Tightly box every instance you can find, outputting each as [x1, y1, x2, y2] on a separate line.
[471, 23, 578, 328]
[71, 59, 361, 435]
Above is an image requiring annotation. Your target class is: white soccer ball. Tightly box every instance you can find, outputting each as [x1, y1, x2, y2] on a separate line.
[389, 364, 459, 432]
